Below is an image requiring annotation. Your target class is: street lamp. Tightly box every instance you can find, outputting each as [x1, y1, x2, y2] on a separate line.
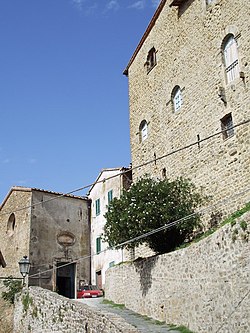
[18, 256, 30, 286]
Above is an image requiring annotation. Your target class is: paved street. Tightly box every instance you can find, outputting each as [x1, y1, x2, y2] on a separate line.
[76, 297, 181, 333]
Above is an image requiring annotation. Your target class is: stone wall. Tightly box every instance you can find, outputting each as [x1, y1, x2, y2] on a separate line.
[0, 187, 91, 297]
[127, 0, 250, 215]
[105, 211, 250, 333]
[0, 296, 13, 333]
[0, 188, 32, 279]
[13, 286, 139, 333]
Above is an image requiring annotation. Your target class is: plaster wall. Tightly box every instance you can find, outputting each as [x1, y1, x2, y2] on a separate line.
[0, 187, 91, 296]
[89, 168, 132, 288]
[29, 191, 91, 292]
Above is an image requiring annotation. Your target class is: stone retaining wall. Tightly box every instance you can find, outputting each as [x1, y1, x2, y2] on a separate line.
[0, 297, 13, 333]
[13, 287, 139, 333]
[105, 212, 250, 333]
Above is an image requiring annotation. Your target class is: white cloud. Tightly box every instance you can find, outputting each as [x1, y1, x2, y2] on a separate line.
[2, 158, 10, 164]
[128, 1, 145, 10]
[85, 3, 98, 14]
[106, 0, 120, 11]
[71, 0, 84, 11]
[71, 0, 98, 16]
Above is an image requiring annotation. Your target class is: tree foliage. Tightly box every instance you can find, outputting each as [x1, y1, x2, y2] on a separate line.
[104, 176, 204, 254]
[1, 277, 22, 304]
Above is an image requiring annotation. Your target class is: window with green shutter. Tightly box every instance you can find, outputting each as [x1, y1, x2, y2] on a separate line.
[108, 190, 113, 204]
[109, 261, 115, 268]
[96, 237, 101, 254]
[95, 199, 100, 216]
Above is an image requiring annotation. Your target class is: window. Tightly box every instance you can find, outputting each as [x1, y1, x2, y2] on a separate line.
[95, 199, 100, 216]
[221, 113, 234, 139]
[139, 120, 148, 142]
[7, 213, 15, 236]
[162, 168, 167, 178]
[223, 35, 239, 83]
[129, 248, 135, 260]
[146, 47, 156, 73]
[108, 190, 113, 204]
[172, 86, 183, 112]
[96, 237, 101, 254]
[109, 261, 115, 268]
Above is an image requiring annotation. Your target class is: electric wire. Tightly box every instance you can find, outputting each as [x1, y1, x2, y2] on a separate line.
[0, 119, 250, 254]
[215, 289, 250, 333]
[27, 185, 250, 279]
[0, 118, 249, 218]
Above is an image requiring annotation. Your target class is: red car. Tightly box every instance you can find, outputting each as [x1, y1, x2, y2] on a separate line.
[77, 285, 103, 298]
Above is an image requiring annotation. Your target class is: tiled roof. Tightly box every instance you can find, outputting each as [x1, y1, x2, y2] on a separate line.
[0, 186, 89, 209]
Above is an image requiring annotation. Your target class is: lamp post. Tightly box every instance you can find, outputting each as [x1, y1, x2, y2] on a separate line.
[18, 256, 30, 286]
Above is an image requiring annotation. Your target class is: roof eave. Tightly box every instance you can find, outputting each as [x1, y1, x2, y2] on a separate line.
[123, 0, 167, 76]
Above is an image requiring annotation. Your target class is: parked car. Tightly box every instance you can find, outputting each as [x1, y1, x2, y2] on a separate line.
[77, 285, 103, 298]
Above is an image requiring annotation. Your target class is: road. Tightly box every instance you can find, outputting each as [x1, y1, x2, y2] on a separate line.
[76, 297, 181, 333]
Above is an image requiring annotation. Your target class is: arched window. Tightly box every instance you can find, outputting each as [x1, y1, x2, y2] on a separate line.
[146, 47, 156, 73]
[223, 35, 239, 83]
[139, 120, 148, 142]
[171, 86, 182, 112]
[7, 213, 15, 236]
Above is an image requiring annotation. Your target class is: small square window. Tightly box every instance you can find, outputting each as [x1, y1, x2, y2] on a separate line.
[95, 199, 100, 216]
[221, 113, 234, 139]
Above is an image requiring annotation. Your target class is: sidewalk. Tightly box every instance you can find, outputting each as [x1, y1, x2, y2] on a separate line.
[76, 297, 181, 333]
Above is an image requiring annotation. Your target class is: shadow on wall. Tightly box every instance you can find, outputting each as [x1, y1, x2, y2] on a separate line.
[176, 0, 195, 17]
[133, 255, 159, 296]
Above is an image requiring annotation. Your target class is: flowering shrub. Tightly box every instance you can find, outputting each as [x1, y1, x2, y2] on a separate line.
[104, 176, 204, 254]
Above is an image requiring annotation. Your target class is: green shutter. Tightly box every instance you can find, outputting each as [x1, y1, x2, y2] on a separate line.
[108, 190, 113, 204]
[96, 237, 101, 254]
[95, 199, 100, 216]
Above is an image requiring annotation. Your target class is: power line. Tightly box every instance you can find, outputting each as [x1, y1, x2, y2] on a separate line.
[0, 118, 249, 218]
[28, 186, 250, 279]
[215, 289, 250, 333]
[0, 118, 249, 274]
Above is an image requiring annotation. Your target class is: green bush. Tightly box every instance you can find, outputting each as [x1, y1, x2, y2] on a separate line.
[104, 176, 204, 254]
[1, 277, 22, 304]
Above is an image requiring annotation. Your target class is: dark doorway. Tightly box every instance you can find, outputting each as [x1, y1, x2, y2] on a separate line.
[96, 270, 102, 289]
[56, 262, 75, 299]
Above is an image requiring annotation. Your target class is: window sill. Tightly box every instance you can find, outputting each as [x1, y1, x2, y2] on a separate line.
[147, 63, 157, 74]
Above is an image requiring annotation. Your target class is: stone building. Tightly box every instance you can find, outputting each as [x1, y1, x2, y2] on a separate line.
[124, 0, 250, 215]
[0, 186, 91, 298]
[88, 167, 132, 289]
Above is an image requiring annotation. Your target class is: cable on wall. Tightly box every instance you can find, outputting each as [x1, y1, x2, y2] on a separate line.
[27, 185, 250, 279]
[0, 118, 249, 218]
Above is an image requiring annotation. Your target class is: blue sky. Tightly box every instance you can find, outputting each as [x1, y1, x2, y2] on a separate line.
[0, 0, 160, 203]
